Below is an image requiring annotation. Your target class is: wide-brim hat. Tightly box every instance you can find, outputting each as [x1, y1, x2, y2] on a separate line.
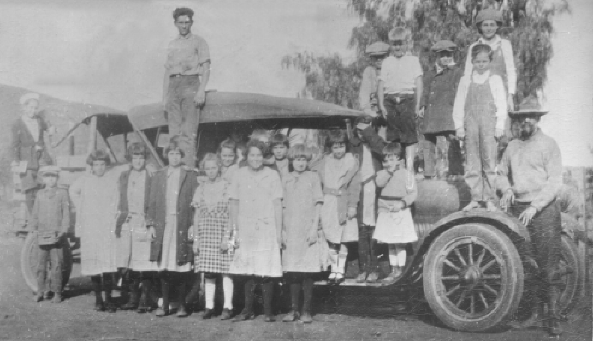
[365, 41, 390, 56]
[388, 27, 407, 42]
[509, 96, 548, 116]
[431, 40, 457, 52]
[475, 9, 503, 26]
[20, 92, 40, 105]
[39, 165, 60, 176]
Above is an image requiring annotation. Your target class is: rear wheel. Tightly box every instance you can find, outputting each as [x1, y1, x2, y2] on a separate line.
[423, 223, 524, 332]
[557, 234, 582, 316]
[20, 232, 72, 293]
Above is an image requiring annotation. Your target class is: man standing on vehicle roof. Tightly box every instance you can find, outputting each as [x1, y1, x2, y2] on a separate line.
[378, 27, 423, 185]
[163, 7, 211, 168]
[498, 96, 563, 337]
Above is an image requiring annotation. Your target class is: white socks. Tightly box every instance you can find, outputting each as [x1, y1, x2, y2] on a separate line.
[388, 245, 407, 267]
[204, 277, 216, 309]
[222, 274, 233, 310]
[337, 252, 348, 275]
[204, 275, 234, 310]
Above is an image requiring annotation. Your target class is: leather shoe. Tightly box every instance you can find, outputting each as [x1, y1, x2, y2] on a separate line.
[155, 308, 169, 317]
[264, 315, 276, 322]
[51, 294, 62, 303]
[282, 310, 299, 322]
[300, 312, 313, 323]
[220, 308, 232, 320]
[202, 308, 214, 319]
[366, 272, 379, 283]
[232, 309, 254, 322]
[355, 272, 367, 283]
[176, 306, 188, 318]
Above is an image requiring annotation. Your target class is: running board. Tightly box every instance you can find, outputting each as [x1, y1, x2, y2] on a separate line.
[314, 279, 396, 287]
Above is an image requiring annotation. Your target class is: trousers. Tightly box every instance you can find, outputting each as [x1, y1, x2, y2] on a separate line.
[423, 132, 463, 177]
[511, 201, 562, 302]
[358, 224, 378, 272]
[165, 75, 200, 168]
[37, 242, 64, 293]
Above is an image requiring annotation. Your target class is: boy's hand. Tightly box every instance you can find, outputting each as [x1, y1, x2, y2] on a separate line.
[347, 207, 357, 219]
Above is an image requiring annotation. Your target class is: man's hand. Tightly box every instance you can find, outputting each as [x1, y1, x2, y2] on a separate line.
[347, 207, 357, 219]
[194, 89, 206, 107]
[500, 189, 514, 211]
[306, 227, 318, 246]
[456, 128, 465, 140]
[519, 206, 538, 226]
[417, 106, 425, 118]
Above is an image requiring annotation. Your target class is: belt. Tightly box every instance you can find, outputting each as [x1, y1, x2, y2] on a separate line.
[169, 74, 199, 78]
[323, 187, 343, 196]
[379, 195, 404, 201]
[386, 93, 414, 103]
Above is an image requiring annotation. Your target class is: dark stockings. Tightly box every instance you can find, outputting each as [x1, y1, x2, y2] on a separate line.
[159, 271, 189, 313]
[286, 273, 313, 314]
[242, 277, 275, 317]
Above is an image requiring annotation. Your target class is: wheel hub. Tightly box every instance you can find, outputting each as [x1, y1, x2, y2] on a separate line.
[460, 265, 482, 288]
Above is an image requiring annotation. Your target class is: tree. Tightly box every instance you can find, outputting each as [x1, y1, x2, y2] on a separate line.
[282, 0, 570, 107]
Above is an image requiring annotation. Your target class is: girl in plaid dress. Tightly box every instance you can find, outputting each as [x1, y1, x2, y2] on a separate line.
[190, 153, 234, 320]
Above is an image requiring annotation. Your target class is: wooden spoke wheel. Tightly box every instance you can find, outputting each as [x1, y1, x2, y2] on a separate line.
[557, 234, 582, 316]
[423, 223, 524, 332]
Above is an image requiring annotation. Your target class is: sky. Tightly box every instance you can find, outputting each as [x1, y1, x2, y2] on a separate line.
[0, 0, 591, 166]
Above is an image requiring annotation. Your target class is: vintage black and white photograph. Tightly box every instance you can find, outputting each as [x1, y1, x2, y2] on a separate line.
[0, 0, 591, 340]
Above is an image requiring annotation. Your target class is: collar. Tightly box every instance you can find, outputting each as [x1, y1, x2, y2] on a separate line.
[167, 166, 181, 176]
[471, 69, 491, 83]
[21, 115, 38, 123]
[177, 33, 194, 40]
[387, 165, 401, 175]
[478, 35, 501, 47]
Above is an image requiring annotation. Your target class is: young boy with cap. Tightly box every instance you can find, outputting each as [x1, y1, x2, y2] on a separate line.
[378, 27, 423, 184]
[359, 41, 390, 117]
[420, 40, 464, 178]
[30, 165, 70, 303]
[464, 8, 516, 112]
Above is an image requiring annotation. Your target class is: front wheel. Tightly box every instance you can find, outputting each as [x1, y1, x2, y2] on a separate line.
[423, 223, 524, 332]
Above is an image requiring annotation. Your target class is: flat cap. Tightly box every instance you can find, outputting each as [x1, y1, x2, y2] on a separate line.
[365, 41, 390, 56]
[39, 165, 61, 176]
[509, 96, 548, 116]
[475, 9, 503, 26]
[431, 40, 457, 52]
[20, 93, 40, 105]
[388, 27, 407, 42]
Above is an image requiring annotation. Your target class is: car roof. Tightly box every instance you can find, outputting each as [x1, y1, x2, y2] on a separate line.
[127, 91, 362, 130]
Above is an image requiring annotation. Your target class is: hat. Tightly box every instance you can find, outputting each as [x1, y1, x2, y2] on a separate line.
[431, 40, 457, 52]
[20, 93, 40, 106]
[355, 115, 374, 125]
[388, 27, 407, 42]
[39, 165, 61, 176]
[475, 9, 503, 26]
[509, 96, 548, 116]
[365, 42, 390, 56]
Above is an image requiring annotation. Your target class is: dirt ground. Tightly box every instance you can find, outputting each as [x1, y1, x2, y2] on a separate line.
[0, 202, 591, 341]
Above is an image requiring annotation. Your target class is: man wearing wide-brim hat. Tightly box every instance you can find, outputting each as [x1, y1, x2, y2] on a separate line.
[378, 27, 423, 182]
[498, 96, 563, 336]
[420, 40, 464, 178]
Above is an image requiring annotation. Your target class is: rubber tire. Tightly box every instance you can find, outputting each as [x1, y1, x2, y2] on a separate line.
[557, 234, 582, 316]
[423, 223, 524, 332]
[20, 232, 73, 293]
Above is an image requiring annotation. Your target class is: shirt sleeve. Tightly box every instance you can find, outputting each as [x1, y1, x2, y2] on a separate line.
[489, 75, 508, 131]
[378, 57, 391, 82]
[311, 173, 324, 203]
[196, 36, 211, 65]
[531, 139, 563, 211]
[501, 39, 517, 95]
[358, 67, 374, 111]
[452, 76, 470, 130]
[412, 57, 423, 79]
[228, 169, 240, 200]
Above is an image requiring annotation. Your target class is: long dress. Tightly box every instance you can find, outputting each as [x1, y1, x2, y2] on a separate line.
[157, 167, 191, 272]
[123, 170, 159, 271]
[70, 170, 120, 276]
[228, 167, 283, 277]
[282, 171, 326, 273]
[193, 179, 232, 273]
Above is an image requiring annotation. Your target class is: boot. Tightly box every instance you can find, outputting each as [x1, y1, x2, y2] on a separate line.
[262, 280, 275, 322]
[547, 288, 563, 337]
[382, 266, 402, 285]
[137, 278, 152, 313]
[176, 277, 188, 318]
[121, 277, 140, 310]
[91, 276, 104, 311]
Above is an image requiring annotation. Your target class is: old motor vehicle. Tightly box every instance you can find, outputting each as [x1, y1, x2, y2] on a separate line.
[19, 92, 583, 332]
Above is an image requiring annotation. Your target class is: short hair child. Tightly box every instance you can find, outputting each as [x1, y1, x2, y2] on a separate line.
[325, 130, 349, 154]
[287, 144, 313, 161]
[382, 142, 403, 161]
[199, 152, 222, 170]
[270, 134, 289, 149]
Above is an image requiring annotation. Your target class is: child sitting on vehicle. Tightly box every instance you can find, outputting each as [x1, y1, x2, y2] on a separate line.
[373, 143, 418, 284]
[30, 165, 70, 303]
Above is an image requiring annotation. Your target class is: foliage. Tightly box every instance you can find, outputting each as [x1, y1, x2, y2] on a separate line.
[282, 0, 570, 107]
